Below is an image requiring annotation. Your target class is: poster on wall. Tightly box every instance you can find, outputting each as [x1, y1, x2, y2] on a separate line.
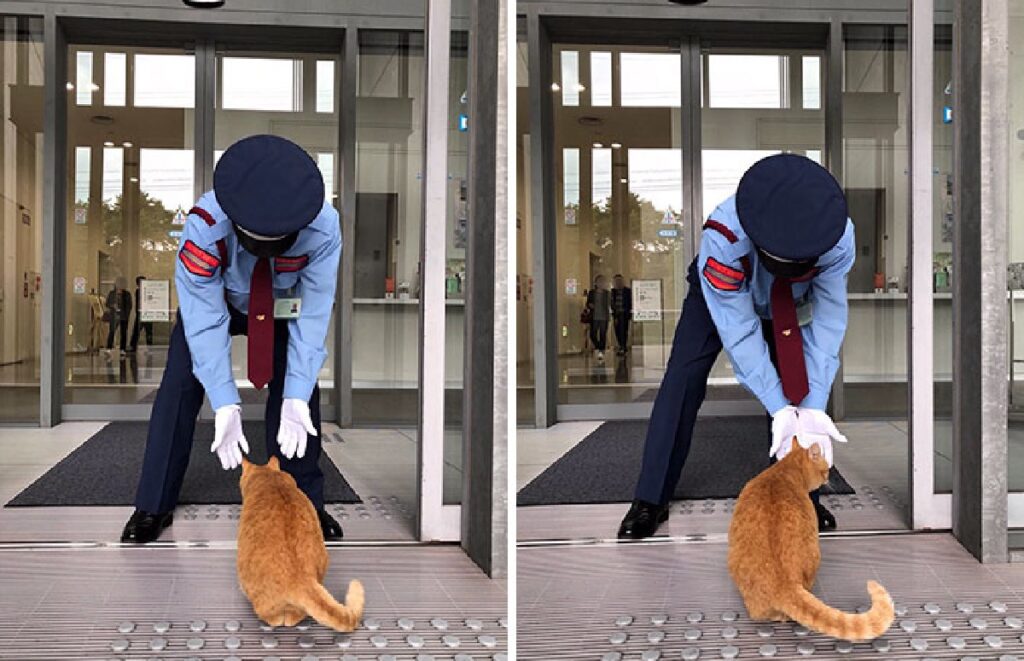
[74, 208, 87, 225]
[564, 207, 577, 225]
[73, 276, 86, 295]
[139, 279, 170, 322]
[565, 278, 578, 296]
[632, 279, 662, 322]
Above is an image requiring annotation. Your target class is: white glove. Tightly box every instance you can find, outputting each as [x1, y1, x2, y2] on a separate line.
[795, 408, 848, 467]
[211, 404, 249, 470]
[769, 405, 800, 461]
[278, 398, 317, 459]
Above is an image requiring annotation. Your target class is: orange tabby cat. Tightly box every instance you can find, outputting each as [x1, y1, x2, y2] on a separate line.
[238, 457, 364, 631]
[728, 441, 893, 641]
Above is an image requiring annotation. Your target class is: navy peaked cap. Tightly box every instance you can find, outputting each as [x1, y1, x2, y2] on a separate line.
[736, 153, 847, 261]
[213, 134, 324, 237]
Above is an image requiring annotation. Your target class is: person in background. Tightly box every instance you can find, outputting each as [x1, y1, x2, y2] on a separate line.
[105, 276, 132, 355]
[587, 274, 611, 362]
[129, 275, 154, 352]
[611, 274, 633, 356]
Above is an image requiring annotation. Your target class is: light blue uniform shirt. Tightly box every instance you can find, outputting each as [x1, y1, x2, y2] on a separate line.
[698, 195, 855, 415]
[176, 190, 342, 410]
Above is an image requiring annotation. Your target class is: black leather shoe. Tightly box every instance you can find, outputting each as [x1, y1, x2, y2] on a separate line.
[815, 501, 837, 531]
[317, 509, 344, 541]
[617, 500, 669, 539]
[121, 509, 173, 543]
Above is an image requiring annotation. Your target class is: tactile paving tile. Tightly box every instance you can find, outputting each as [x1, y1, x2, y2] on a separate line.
[103, 615, 508, 658]
[581, 599, 1024, 660]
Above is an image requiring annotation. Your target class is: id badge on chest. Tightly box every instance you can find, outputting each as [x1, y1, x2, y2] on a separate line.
[274, 298, 302, 319]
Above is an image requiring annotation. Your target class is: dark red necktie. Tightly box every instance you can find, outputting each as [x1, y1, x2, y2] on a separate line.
[248, 257, 274, 389]
[770, 277, 810, 405]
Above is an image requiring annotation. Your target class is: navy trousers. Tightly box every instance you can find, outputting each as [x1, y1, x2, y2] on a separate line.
[134, 306, 324, 514]
[633, 259, 821, 507]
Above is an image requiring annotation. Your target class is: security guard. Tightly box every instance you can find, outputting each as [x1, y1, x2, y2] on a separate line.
[618, 154, 853, 539]
[122, 134, 343, 544]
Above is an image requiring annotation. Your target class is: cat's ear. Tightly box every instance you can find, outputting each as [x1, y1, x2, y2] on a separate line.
[268, 456, 281, 471]
[808, 443, 822, 461]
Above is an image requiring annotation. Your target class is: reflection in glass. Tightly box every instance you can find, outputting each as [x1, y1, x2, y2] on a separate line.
[560, 51, 580, 106]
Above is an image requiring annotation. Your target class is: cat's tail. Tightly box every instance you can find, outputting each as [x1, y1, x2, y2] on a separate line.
[295, 579, 365, 632]
[781, 580, 894, 642]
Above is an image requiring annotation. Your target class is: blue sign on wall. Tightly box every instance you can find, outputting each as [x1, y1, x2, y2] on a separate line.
[458, 114, 469, 132]
[658, 229, 679, 238]
[943, 106, 953, 124]
[168, 230, 183, 238]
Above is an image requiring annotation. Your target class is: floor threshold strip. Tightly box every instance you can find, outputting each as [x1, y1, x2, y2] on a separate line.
[517, 527, 951, 548]
[0, 539, 457, 551]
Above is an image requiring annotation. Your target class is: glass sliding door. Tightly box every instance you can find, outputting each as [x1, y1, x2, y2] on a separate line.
[700, 46, 826, 404]
[65, 45, 195, 408]
[0, 17, 44, 423]
[552, 44, 686, 409]
[213, 48, 340, 417]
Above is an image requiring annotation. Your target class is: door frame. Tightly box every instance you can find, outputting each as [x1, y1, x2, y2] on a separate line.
[524, 8, 953, 533]
[33, 7, 467, 544]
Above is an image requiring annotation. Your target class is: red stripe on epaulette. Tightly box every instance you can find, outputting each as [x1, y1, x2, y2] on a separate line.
[188, 206, 228, 266]
[189, 206, 215, 226]
[179, 250, 214, 277]
[274, 254, 309, 273]
[703, 219, 738, 243]
[703, 266, 741, 291]
[705, 256, 745, 281]
[182, 239, 219, 268]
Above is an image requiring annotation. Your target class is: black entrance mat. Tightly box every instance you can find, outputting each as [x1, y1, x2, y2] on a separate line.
[517, 417, 854, 506]
[6, 421, 361, 507]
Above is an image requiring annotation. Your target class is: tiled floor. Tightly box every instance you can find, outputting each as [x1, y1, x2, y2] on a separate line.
[519, 533, 1024, 660]
[0, 545, 507, 659]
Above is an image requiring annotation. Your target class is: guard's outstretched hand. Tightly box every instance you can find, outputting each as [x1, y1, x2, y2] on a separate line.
[278, 398, 317, 460]
[769, 405, 800, 461]
[795, 408, 847, 467]
[211, 403, 249, 470]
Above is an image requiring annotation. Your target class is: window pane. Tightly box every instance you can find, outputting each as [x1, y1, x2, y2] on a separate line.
[590, 51, 612, 106]
[102, 147, 123, 203]
[104, 52, 127, 106]
[620, 52, 680, 107]
[134, 54, 195, 108]
[560, 50, 580, 106]
[316, 60, 335, 113]
[222, 57, 300, 112]
[803, 56, 821, 109]
[708, 54, 783, 108]
[592, 147, 612, 208]
[562, 147, 580, 214]
[76, 51, 93, 106]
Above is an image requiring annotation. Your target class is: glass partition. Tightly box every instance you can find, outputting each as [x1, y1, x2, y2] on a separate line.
[444, 11, 470, 504]
[0, 17, 44, 423]
[354, 31, 424, 425]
